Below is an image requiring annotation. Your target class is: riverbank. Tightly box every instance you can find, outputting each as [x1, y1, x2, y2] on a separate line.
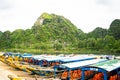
[0, 61, 59, 80]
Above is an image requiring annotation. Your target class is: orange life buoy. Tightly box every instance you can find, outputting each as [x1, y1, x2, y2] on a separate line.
[72, 70, 79, 79]
[61, 71, 68, 79]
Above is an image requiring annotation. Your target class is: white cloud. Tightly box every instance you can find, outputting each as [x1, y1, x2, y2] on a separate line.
[0, 0, 12, 10]
[0, 0, 120, 32]
[95, 0, 112, 5]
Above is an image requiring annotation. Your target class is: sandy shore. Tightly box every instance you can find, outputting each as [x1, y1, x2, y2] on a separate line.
[0, 61, 15, 80]
[0, 61, 60, 80]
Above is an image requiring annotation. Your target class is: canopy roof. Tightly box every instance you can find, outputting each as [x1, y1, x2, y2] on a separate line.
[60, 55, 95, 63]
[58, 59, 106, 69]
[40, 55, 95, 63]
[89, 59, 120, 71]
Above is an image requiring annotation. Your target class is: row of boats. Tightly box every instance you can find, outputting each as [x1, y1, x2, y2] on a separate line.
[0, 52, 120, 80]
[0, 53, 55, 77]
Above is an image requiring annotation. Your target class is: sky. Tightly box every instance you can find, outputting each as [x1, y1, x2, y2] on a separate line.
[0, 0, 120, 33]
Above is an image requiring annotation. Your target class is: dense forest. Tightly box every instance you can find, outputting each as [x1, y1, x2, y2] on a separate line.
[0, 13, 120, 55]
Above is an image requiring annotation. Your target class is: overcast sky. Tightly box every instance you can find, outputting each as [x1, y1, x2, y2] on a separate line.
[0, 0, 120, 33]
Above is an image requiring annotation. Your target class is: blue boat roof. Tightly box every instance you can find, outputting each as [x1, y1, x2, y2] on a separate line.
[32, 55, 58, 60]
[23, 53, 32, 56]
[60, 55, 95, 63]
[40, 56, 68, 62]
[58, 59, 107, 69]
[32, 55, 46, 59]
[39, 55, 96, 63]
[22, 56, 32, 58]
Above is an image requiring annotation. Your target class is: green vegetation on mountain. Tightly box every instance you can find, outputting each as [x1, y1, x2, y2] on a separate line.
[32, 13, 82, 43]
[0, 13, 120, 55]
[0, 13, 84, 53]
[109, 19, 120, 40]
[87, 27, 107, 38]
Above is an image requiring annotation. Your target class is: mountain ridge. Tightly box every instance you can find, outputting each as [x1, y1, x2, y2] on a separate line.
[0, 13, 120, 54]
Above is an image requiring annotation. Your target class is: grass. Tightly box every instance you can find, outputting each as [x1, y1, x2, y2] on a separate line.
[1, 48, 120, 56]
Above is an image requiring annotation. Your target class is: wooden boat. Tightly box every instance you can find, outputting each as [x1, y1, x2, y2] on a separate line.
[13, 62, 31, 73]
[31, 69, 54, 76]
[28, 66, 54, 76]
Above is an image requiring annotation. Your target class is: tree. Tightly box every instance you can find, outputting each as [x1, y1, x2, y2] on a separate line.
[1, 31, 11, 48]
[104, 35, 115, 49]
[11, 29, 25, 48]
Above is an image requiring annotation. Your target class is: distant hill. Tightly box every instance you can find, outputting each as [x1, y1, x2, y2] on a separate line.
[87, 27, 107, 38]
[87, 19, 120, 39]
[32, 13, 84, 43]
[109, 19, 120, 39]
[0, 13, 84, 50]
